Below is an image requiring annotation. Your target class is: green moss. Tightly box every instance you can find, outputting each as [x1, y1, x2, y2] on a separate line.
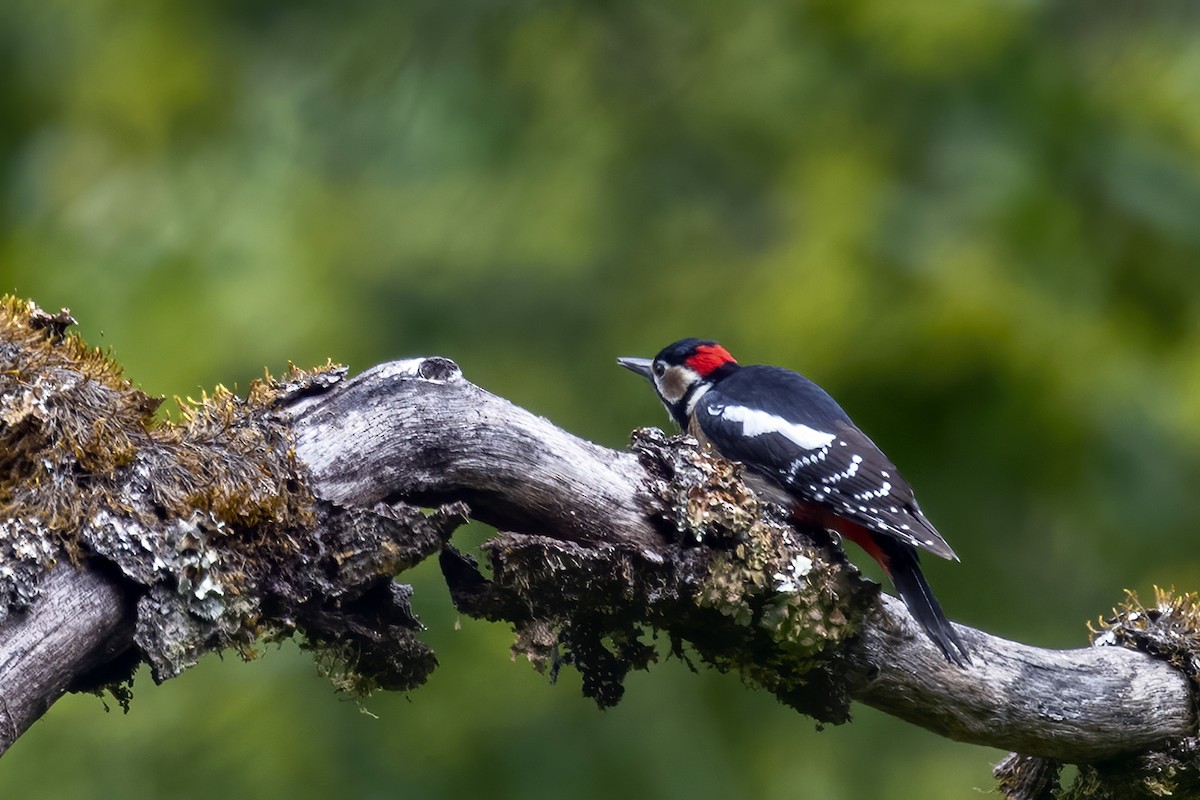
[1092, 586, 1200, 688]
[657, 439, 865, 660]
[0, 297, 157, 537]
[0, 297, 164, 613]
[0, 294, 375, 687]
[630, 427, 876, 713]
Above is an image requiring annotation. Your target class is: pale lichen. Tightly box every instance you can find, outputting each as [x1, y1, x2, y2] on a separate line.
[0, 517, 56, 618]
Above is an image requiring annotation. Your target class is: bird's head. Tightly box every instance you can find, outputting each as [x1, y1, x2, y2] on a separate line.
[618, 338, 739, 428]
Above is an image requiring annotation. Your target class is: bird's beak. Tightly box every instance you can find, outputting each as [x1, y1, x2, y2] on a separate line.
[617, 356, 654, 381]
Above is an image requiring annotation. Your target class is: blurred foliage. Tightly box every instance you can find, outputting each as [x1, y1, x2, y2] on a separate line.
[2, 0, 1200, 796]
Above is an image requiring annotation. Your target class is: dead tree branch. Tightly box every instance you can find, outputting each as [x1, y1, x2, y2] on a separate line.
[0, 298, 1196, 797]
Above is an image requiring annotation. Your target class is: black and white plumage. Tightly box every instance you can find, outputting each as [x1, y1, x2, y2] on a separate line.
[619, 338, 968, 665]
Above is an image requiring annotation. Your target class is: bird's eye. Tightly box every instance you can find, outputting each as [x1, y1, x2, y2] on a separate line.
[653, 362, 666, 378]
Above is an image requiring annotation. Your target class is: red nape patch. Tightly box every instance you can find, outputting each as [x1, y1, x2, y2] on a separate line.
[685, 344, 737, 376]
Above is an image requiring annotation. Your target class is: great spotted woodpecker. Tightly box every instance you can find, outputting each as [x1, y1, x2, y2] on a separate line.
[619, 338, 968, 665]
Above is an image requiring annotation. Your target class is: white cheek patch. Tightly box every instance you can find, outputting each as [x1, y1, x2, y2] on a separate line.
[657, 366, 700, 404]
[715, 404, 836, 450]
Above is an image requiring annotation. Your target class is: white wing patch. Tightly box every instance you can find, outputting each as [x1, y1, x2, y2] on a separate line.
[713, 404, 836, 450]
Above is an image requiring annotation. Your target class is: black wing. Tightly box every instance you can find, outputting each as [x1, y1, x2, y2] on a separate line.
[693, 371, 956, 560]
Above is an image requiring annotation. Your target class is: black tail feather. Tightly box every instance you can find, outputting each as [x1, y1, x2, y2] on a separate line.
[881, 540, 969, 666]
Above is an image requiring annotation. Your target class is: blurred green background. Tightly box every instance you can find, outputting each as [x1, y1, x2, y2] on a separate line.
[3, 0, 1200, 796]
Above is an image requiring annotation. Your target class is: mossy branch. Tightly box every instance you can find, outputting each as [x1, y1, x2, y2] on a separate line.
[0, 298, 1197, 798]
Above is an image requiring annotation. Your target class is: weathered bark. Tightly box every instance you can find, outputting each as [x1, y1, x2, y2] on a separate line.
[0, 562, 134, 753]
[855, 596, 1193, 761]
[286, 357, 655, 548]
[0, 320, 1196, 797]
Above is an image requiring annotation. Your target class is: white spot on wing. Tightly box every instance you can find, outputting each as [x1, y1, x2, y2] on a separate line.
[714, 404, 836, 450]
[853, 481, 895, 502]
[822, 454, 861, 485]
